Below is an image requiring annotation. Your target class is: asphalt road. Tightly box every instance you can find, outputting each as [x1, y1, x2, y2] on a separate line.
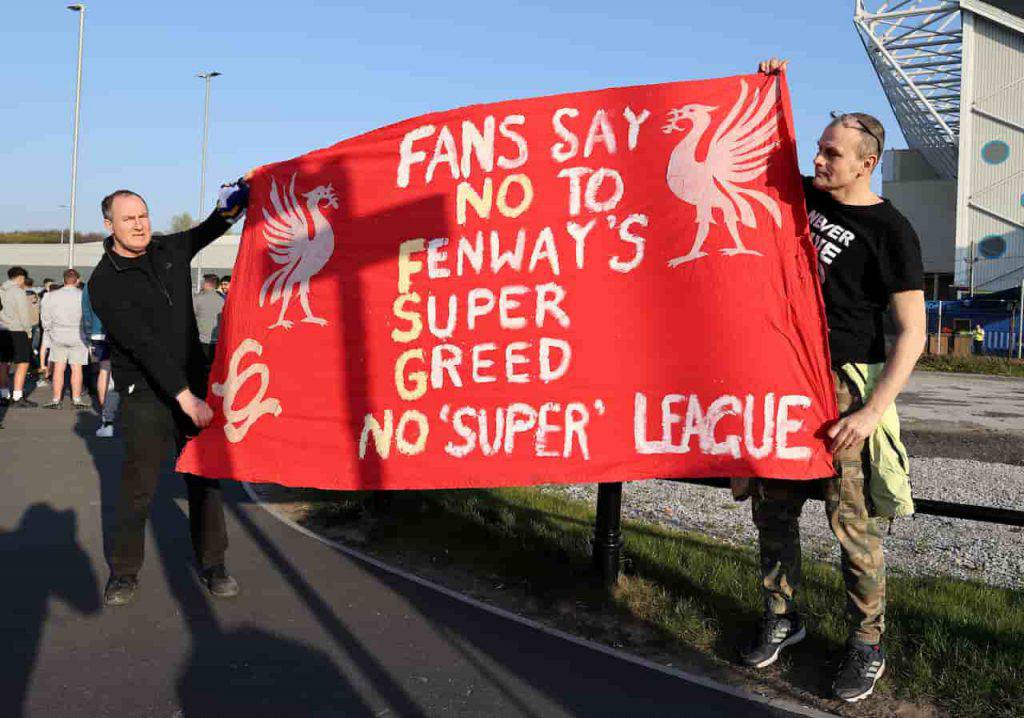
[0, 386, 819, 718]
[899, 370, 1024, 435]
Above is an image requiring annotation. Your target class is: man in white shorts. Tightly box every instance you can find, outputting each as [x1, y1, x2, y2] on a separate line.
[41, 269, 91, 409]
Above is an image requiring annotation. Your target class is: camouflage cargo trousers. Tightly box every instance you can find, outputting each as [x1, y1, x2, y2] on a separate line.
[751, 370, 887, 645]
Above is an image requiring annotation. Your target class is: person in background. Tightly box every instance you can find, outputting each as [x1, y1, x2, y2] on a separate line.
[82, 283, 119, 437]
[0, 266, 38, 407]
[37, 329, 51, 386]
[24, 278, 42, 363]
[217, 275, 230, 298]
[737, 58, 925, 704]
[972, 324, 985, 355]
[192, 273, 224, 367]
[41, 269, 91, 409]
[37, 278, 55, 385]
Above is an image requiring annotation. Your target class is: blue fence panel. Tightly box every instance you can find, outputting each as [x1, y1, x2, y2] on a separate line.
[986, 331, 1012, 352]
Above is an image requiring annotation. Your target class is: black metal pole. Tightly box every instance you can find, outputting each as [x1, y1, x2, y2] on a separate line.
[590, 478, 1024, 580]
[914, 498, 1024, 526]
[592, 482, 623, 585]
[664, 478, 1024, 527]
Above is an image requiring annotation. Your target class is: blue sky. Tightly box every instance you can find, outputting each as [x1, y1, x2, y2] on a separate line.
[1, 0, 898, 234]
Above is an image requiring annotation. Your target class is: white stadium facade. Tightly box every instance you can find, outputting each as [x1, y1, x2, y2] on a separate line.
[857, 0, 1024, 298]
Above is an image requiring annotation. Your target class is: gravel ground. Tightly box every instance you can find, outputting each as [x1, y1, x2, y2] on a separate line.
[541, 457, 1024, 590]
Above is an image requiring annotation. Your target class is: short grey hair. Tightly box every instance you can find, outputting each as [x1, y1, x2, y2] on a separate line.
[101, 190, 148, 221]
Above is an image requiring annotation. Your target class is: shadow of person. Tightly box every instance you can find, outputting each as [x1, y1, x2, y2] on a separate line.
[144, 477, 377, 717]
[177, 624, 376, 718]
[73, 403, 375, 716]
[0, 503, 101, 718]
[71, 410, 123, 565]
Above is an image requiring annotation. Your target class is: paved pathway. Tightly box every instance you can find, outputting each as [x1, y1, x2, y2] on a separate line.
[899, 371, 1024, 434]
[0, 387, 819, 718]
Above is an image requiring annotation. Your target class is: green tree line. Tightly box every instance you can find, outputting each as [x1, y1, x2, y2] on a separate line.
[0, 230, 106, 244]
[0, 213, 195, 244]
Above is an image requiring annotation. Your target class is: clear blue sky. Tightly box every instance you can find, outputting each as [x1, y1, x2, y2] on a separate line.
[0, 0, 898, 234]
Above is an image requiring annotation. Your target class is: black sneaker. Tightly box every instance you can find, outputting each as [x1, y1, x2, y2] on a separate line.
[103, 574, 139, 606]
[200, 564, 239, 598]
[740, 613, 806, 668]
[42, 399, 64, 410]
[11, 397, 38, 408]
[833, 642, 886, 702]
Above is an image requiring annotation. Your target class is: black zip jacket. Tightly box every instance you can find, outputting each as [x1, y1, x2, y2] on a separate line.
[88, 212, 231, 405]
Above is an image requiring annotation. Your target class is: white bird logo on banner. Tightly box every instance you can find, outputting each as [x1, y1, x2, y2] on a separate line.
[662, 79, 782, 267]
[259, 174, 338, 329]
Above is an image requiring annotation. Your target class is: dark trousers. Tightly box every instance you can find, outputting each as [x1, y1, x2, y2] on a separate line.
[109, 389, 228, 576]
[201, 342, 216, 366]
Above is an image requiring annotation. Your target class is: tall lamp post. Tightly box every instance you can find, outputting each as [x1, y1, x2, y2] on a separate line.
[58, 204, 69, 244]
[195, 70, 221, 288]
[67, 4, 86, 269]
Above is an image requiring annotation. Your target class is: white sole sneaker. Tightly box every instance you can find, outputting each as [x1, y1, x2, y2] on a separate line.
[750, 625, 807, 668]
[837, 660, 886, 703]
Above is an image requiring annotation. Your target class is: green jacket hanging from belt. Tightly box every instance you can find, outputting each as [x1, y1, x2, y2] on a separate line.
[733, 363, 915, 519]
[838, 362, 915, 519]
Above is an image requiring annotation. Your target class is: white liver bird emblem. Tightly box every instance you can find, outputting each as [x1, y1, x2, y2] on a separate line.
[663, 79, 782, 267]
[259, 173, 338, 329]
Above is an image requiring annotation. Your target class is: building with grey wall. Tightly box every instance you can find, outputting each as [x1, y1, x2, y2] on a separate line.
[882, 149, 957, 298]
[858, 0, 1023, 298]
[955, 0, 1024, 294]
[0, 233, 241, 285]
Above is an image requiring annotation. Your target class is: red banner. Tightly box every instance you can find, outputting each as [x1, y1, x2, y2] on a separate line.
[177, 72, 838, 490]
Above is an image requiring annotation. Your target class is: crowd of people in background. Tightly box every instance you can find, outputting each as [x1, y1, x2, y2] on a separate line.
[0, 264, 229, 434]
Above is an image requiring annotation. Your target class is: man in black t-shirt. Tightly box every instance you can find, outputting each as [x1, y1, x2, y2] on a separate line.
[738, 58, 926, 704]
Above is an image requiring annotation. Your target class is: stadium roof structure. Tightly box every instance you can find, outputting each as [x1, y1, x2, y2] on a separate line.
[854, 1, 964, 180]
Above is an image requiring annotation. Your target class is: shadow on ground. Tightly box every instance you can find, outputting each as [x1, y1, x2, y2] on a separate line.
[0, 503, 101, 717]
[71, 411, 414, 718]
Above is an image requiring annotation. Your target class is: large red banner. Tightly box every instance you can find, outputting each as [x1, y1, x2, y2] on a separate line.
[178, 72, 838, 490]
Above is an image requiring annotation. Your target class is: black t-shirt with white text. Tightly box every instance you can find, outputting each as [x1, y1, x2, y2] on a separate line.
[803, 177, 923, 367]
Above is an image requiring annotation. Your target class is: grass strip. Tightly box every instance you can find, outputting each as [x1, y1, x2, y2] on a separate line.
[292, 485, 1023, 718]
[917, 354, 1024, 377]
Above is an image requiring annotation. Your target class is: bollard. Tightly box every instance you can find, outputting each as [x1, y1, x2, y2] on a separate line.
[592, 482, 623, 585]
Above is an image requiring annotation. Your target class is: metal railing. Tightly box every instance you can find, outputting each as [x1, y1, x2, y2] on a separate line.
[591, 479, 1024, 584]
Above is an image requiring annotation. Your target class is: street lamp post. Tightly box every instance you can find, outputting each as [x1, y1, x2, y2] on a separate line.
[67, 4, 86, 269]
[58, 204, 69, 244]
[195, 70, 221, 289]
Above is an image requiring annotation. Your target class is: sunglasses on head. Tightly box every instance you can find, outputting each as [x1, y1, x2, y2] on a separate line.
[830, 111, 882, 156]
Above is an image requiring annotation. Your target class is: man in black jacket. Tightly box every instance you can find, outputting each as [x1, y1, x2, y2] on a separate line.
[89, 179, 250, 606]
